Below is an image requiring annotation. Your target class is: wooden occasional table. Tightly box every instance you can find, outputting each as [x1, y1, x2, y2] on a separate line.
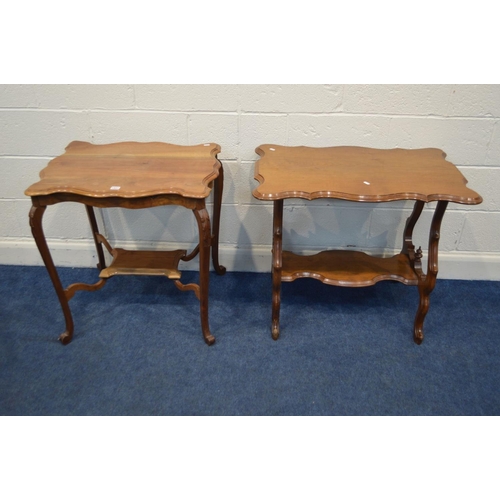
[253, 145, 482, 343]
[25, 141, 226, 346]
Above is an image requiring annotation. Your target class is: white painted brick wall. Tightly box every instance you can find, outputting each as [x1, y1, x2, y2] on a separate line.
[89, 110, 188, 145]
[1, 84, 499, 279]
[134, 85, 240, 112]
[240, 85, 344, 113]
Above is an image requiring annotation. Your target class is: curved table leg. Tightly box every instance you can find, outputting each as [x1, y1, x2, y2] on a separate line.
[85, 205, 106, 271]
[29, 205, 74, 345]
[193, 202, 215, 346]
[271, 200, 283, 340]
[401, 200, 424, 263]
[414, 201, 448, 344]
[211, 160, 226, 275]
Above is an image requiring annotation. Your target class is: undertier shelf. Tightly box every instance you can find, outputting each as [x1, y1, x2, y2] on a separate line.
[99, 248, 187, 279]
[281, 250, 419, 287]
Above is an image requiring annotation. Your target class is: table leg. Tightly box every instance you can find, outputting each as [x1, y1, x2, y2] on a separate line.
[402, 200, 425, 263]
[29, 205, 74, 344]
[85, 205, 106, 271]
[193, 202, 215, 345]
[414, 200, 448, 344]
[271, 199, 284, 340]
[211, 161, 226, 276]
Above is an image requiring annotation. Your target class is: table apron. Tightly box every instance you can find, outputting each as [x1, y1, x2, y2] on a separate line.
[31, 193, 204, 210]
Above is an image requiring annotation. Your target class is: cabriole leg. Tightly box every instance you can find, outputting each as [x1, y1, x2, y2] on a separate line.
[272, 199, 284, 340]
[414, 201, 448, 344]
[193, 203, 215, 345]
[85, 205, 106, 271]
[29, 204, 74, 344]
[402, 200, 425, 266]
[211, 160, 226, 276]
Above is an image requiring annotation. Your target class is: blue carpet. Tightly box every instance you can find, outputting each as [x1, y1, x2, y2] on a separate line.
[1, 264, 499, 415]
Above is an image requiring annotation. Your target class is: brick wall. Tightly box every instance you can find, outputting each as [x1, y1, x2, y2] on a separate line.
[1, 84, 499, 278]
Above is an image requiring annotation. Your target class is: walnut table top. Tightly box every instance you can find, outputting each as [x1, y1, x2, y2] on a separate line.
[253, 144, 482, 205]
[25, 141, 222, 200]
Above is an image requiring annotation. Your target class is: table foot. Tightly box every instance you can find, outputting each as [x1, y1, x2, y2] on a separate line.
[204, 333, 216, 346]
[58, 331, 73, 345]
[272, 322, 280, 340]
[413, 327, 424, 345]
[214, 264, 227, 276]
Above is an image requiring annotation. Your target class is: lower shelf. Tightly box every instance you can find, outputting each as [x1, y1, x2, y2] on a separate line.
[99, 248, 187, 279]
[281, 250, 419, 287]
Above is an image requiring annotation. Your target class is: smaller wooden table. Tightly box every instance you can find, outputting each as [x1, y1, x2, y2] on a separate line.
[25, 141, 225, 345]
[253, 145, 482, 343]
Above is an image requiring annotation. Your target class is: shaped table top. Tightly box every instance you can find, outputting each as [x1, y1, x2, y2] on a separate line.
[25, 141, 222, 200]
[253, 145, 482, 204]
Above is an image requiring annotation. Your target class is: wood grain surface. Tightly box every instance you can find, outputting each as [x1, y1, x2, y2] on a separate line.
[253, 144, 482, 204]
[25, 141, 222, 199]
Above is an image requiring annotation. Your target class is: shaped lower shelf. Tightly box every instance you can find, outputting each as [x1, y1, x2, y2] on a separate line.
[99, 248, 187, 279]
[281, 250, 419, 287]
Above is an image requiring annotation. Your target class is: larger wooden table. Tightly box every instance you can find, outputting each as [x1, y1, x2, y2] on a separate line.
[253, 145, 482, 343]
[25, 141, 226, 345]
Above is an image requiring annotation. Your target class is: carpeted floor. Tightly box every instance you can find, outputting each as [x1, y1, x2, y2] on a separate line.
[1, 264, 499, 415]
